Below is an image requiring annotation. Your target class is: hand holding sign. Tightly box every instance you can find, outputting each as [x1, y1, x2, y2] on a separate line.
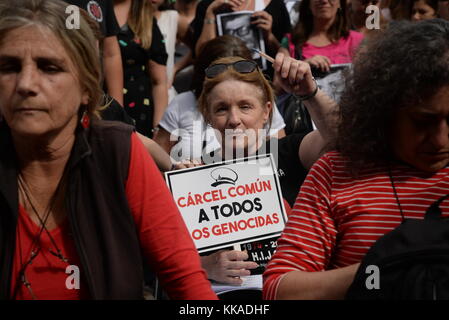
[206, 0, 244, 17]
[172, 159, 203, 170]
[166, 154, 287, 289]
[202, 250, 258, 285]
[305, 54, 332, 73]
[250, 11, 273, 40]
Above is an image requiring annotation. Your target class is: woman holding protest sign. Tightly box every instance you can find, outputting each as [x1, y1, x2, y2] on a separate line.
[0, 0, 216, 300]
[188, 0, 291, 67]
[193, 53, 338, 286]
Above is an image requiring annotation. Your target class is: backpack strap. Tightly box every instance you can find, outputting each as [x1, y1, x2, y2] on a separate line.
[425, 193, 449, 220]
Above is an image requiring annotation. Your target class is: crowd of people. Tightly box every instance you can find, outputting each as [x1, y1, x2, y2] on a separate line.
[0, 0, 449, 300]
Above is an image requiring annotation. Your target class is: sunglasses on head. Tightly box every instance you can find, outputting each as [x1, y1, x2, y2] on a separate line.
[205, 60, 259, 78]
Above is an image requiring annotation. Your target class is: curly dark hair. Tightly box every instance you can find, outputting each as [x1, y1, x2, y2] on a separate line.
[337, 19, 449, 171]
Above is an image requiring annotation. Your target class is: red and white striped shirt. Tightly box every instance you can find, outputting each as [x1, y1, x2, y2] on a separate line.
[263, 151, 449, 299]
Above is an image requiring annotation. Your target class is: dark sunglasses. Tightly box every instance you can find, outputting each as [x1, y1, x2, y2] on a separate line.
[205, 60, 259, 78]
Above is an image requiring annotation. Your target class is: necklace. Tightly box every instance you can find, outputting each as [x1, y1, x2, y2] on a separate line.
[388, 167, 406, 222]
[14, 173, 69, 299]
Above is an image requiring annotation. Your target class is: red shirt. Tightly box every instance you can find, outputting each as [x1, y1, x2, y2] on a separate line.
[11, 132, 217, 300]
[263, 151, 449, 299]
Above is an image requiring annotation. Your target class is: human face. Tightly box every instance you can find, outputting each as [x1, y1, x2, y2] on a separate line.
[438, 0, 449, 20]
[412, 0, 437, 21]
[0, 26, 88, 140]
[206, 79, 272, 157]
[226, 16, 256, 51]
[391, 86, 449, 173]
[310, 0, 341, 21]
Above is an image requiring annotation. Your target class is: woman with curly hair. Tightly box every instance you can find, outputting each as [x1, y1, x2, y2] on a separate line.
[264, 19, 449, 299]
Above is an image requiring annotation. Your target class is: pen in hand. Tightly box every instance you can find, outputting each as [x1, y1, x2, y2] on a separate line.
[250, 47, 275, 64]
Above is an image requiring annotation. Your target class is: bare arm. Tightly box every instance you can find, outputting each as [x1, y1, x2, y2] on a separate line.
[194, 0, 243, 55]
[299, 89, 339, 169]
[148, 60, 168, 128]
[174, 15, 194, 76]
[273, 52, 338, 170]
[153, 127, 178, 154]
[251, 11, 280, 55]
[103, 36, 124, 106]
[276, 263, 360, 300]
[171, 50, 193, 88]
[136, 132, 173, 172]
[194, 10, 217, 56]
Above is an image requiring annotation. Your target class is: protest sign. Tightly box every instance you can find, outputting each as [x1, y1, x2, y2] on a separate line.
[316, 63, 351, 103]
[165, 154, 287, 253]
[216, 11, 267, 70]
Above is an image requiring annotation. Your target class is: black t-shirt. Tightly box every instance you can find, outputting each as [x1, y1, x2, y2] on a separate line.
[270, 133, 308, 207]
[204, 133, 307, 207]
[65, 0, 120, 37]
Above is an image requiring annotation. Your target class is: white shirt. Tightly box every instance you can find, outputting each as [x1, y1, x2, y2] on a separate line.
[157, 10, 179, 102]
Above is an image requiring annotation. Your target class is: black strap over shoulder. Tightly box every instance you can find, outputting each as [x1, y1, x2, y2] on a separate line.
[426, 193, 449, 220]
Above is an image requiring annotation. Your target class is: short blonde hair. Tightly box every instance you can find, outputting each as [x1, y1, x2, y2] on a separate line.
[198, 56, 275, 126]
[0, 0, 103, 118]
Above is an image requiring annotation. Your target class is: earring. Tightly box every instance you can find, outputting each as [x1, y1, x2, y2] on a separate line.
[80, 109, 90, 129]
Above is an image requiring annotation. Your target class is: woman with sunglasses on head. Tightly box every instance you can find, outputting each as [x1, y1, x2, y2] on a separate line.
[195, 53, 338, 287]
[0, 0, 216, 300]
[155, 35, 286, 164]
[288, 0, 364, 73]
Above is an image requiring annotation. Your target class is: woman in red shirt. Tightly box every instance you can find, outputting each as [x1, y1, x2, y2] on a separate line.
[0, 0, 216, 300]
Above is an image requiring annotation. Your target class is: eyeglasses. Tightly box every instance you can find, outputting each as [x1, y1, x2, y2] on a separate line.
[230, 25, 251, 37]
[205, 60, 259, 79]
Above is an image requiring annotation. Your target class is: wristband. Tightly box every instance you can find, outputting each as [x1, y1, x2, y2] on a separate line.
[204, 18, 216, 24]
[295, 77, 319, 101]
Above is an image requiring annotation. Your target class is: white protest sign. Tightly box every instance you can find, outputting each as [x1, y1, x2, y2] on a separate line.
[216, 11, 267, 70]
[165, 154, 287, 253]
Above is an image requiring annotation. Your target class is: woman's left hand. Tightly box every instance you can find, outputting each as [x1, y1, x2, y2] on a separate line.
[251, 11, 273, 39]
[172, 159, 204, 170]
[273, 52, 317, 97]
